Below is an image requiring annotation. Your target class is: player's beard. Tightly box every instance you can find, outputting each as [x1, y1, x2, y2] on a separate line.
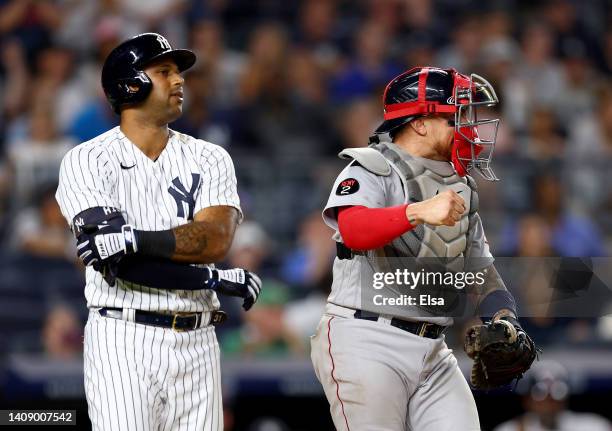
[435, 134, 454, 161]
[154, 97, 183, 124]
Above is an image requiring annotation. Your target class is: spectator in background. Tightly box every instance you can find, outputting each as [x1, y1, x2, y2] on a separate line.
[8, 184, 75, 261]
[6, 96, 75, 209]
[189, 19, 246, 108]
[41, 304, 82, 360]
[107, 0, 188, 45]
[220, 282, 305, 358]
[506, 213, 600, 346]
[400, 0, 433, 33]
[0, 160, 11, 240]
[67, 90, 117, 143]
[238, 22, 289, 107]
[541, 0, 599, 61]
[65, 16, 122, 142]
[0, 38, 29, 123]
[503, 22, 565, 131]
[236, 23, 336, 157]
[509, 214, 562, 343]
[335, 97, 379, 149]
[435, 15, 482, 72]
[281, 210, 335, 289]
[171, 66, 233, 146]
[522, 107, 566, 162]
[500, 171, 606, 257]
[566, 84, 612, 212]
[296, 0, 342, 73]
[401, 32, 436, 70]
[30, 44, 91, 134]
[598, 28, 612, 75]
[494, 361, 610, 431]
[0, 0, 61, 65]
[555, 39, 600, 128]
[218, 221, 279, 336]
[287, 48, 329, 106]
[52, 0, 100, 55]
[226, 221, 274, 276]
[330, 20, 402, 103]
[281, 267, 330, 347]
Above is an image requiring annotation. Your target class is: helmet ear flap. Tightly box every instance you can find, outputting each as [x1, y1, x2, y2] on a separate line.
[112, 72, 152, 113]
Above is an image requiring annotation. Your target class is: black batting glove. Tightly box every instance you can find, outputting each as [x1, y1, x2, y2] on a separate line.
[76, 223, 126, 287]
[76, 223, 137, 267]
[207, 268, 262, 311]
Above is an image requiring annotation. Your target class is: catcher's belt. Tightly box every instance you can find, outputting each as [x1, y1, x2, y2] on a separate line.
[354, 309, 446, 339]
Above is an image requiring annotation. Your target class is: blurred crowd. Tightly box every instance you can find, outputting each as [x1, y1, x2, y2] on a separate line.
[0, 0, 611, 382]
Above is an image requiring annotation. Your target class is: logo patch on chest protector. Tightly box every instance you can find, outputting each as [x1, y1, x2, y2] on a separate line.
[336, 178, 360, 196]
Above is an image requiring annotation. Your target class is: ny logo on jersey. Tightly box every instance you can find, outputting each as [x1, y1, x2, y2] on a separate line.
[168, 173, 201, 220]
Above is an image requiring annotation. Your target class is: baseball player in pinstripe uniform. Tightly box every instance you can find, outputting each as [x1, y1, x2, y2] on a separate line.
[310, 67, 536, 430]
[55, 33, 261, 431]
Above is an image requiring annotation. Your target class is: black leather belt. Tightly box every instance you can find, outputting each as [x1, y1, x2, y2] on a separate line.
[354, 309, 446, 339]
[99, 307, 227, 332]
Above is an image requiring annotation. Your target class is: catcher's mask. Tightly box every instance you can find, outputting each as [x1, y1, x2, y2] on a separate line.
[374, 67, 500, 181]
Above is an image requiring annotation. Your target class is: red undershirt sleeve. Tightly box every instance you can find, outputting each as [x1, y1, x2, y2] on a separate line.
[337, 205, 415, 250]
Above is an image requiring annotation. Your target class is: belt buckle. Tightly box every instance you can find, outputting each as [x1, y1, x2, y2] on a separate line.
[418, 323, 432, 337]
[172, 312, 199, 332]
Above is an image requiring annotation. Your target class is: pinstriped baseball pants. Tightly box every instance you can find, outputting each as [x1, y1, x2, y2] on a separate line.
[84, 310, 223, 431]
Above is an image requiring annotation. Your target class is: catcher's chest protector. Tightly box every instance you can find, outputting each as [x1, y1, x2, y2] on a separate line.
[370, 142, 478, 264]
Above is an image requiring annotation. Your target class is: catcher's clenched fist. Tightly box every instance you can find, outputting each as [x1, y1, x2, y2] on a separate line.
[405, 189, 467, 226]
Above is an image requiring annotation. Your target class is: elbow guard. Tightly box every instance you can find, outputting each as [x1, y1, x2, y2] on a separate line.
[72, 207, 125, 236]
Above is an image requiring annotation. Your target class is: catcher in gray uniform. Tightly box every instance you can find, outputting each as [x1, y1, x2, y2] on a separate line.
[310, 67, 537, 431]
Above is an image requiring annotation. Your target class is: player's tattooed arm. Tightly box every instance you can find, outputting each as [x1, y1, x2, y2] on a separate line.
[134, 205, 239, 263]
[76, 206, 239, 265]
[171, 205, 239, 263]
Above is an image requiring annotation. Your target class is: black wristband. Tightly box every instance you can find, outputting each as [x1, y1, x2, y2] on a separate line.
[134, 229, 176, 259]
[478, 290, 517, 321]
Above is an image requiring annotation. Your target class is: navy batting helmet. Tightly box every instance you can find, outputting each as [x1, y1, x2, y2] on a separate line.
[101, 33, 196, 114]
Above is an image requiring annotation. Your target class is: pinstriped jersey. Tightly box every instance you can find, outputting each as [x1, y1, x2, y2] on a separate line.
[55, 126, 242, 312]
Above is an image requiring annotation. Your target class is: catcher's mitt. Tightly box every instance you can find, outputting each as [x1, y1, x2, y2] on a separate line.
[464, 317, 538, 389]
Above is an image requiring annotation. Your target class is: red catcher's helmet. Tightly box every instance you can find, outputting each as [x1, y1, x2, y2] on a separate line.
[374, 66, 500, 181]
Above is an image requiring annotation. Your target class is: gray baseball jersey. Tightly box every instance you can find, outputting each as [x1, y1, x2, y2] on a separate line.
[322, 142, 493, 324]
[311, 142, 487, 431]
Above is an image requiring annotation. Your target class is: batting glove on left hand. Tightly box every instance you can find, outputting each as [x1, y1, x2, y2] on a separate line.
[76, 223, 138, 267]
[207, 268, 262, 311]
